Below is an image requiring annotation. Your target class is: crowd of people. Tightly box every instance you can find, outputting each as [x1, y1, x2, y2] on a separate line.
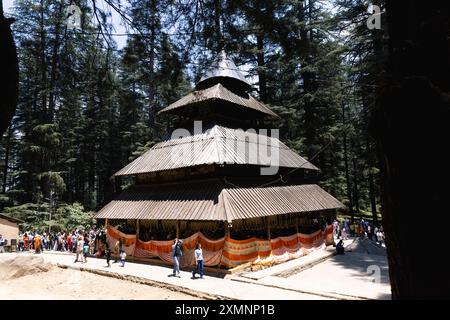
[333, 217, 385, 246]
[4, 219, 381, 279]
[15, 228, 108, 256]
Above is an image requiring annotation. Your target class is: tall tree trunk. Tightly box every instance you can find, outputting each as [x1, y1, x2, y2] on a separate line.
[371, 1, 450, 299]
[342, 104, 354, 217]
[0, 2, 19, 136]
[39, 0, 48, 117]
[352, 157, 360, 213]
[300, 0, 317, 157]
[147, 1, 156, 127]
[2, 126, 12, 193]
[256, 33, 267, 103]
[308, 0, 314, 41]
[47, 2, 64, 122]
[367, 140, 378, 223]
[214, 0, 222, 53]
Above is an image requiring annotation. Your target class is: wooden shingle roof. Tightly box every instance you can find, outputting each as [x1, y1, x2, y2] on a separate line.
[113, 125, 318, 177]
[158, 83, 280, 120]
[95, 180, 344, 222]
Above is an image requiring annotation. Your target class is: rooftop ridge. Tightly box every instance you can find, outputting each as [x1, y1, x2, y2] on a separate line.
[158, 83, 279, 119]
[112, 125, 319, 177]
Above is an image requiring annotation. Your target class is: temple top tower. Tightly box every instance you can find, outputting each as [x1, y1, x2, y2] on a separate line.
[195, 51, 252, 91]
[158, 52, 279, 124]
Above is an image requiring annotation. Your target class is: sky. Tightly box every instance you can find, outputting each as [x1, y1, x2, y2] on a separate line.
[3, 0, 128, 48]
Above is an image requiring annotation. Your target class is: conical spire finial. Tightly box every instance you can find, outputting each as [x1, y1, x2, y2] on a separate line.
[195, 51, 251, 92]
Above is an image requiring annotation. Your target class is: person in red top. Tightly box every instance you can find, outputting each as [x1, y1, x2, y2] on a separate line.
[67, 234, 72, 252]
[23, 233, 29, 251]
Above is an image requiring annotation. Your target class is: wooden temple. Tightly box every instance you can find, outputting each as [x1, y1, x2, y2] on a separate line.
[95, 52, 345, 268]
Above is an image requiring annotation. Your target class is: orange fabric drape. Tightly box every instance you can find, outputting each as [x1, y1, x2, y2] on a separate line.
[107, 224, 334, 268]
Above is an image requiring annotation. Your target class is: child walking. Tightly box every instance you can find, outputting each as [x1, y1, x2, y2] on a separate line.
[120, 250, 126, 267]
[83, 239, 89, 263]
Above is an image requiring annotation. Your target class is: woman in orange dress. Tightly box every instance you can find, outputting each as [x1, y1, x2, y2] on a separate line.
[34, 234, 41, 253]
[23, 233, 29, 251]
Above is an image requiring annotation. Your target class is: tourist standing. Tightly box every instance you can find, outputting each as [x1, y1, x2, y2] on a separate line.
[105, 243, 111, 267]
[333, 220, 339, 239]
[71, 232, 77, 253]
[19, 234, 24, 251]
[83, 235, 89, 263]
[34, 233, 41, 253]
[0, 234, 5, 253]
[53, 233, 58, 251]
[192, 243, 204, 279]
[67, 233, 73, 252]
[377, 228, 385, 246]
[113, 238, 123, 263]
[341, 227, 348, 240]
[74, 235, 84, 263]
[29, 233, 34, 250]
[23, 233, 29, 251]
[336, 239, 345, 254]
[172, 238, 183, 277]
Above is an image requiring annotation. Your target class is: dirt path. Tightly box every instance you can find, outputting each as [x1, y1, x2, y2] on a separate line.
[0, 255, 199, 300]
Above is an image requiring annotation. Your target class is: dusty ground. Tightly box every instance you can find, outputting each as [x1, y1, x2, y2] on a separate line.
[0, 255, 199, 300]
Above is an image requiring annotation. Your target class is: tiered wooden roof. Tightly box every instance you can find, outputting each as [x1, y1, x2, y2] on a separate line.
[113, 125, 318, 177]
[158, 83, 279, 120]
[96, 180, 344, 222]
[96, 52, 344, 221]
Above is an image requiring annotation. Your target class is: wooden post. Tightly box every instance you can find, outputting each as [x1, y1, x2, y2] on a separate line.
[219, 221, 231, 270]
[136, 220, 139, 239]
[133, 219, 139, 260]
[105, 218, 108, 229]
[176, 220, 180, 238]
[267, 217, 271, 240]
[295, 214, 299, 234]
[224, 221, 230, 238]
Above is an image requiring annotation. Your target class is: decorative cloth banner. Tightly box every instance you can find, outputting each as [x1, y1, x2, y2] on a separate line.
[133, 231, 224, 267]
[107, 224, 334, 268]
[325, 224, 334, 245]
[221, 225, 334, 268]
[106, 226, 136, 257]
[220, 237, 271, 268]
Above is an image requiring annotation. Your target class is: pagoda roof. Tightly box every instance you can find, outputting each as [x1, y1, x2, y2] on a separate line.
[195, 51, 252, 91]
[113, 125, 319, 177]
[158, 83, 280, 120]
[95, 180, 344, 222]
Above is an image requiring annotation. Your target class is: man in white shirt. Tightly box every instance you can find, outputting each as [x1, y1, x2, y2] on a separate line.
[192, 243, 204, 279]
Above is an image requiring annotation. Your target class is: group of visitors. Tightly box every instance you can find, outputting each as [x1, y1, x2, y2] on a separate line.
[13, 228, 125, 267]
[16, 228, 107, 254]
[333, 217, 385, 246]
[16, 232, 45, 253]
[171, 238, 205, 279]
[7, 227, 206, 279]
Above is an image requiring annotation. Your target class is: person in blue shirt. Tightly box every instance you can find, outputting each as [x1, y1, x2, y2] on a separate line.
[192, 243, 204, 279]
